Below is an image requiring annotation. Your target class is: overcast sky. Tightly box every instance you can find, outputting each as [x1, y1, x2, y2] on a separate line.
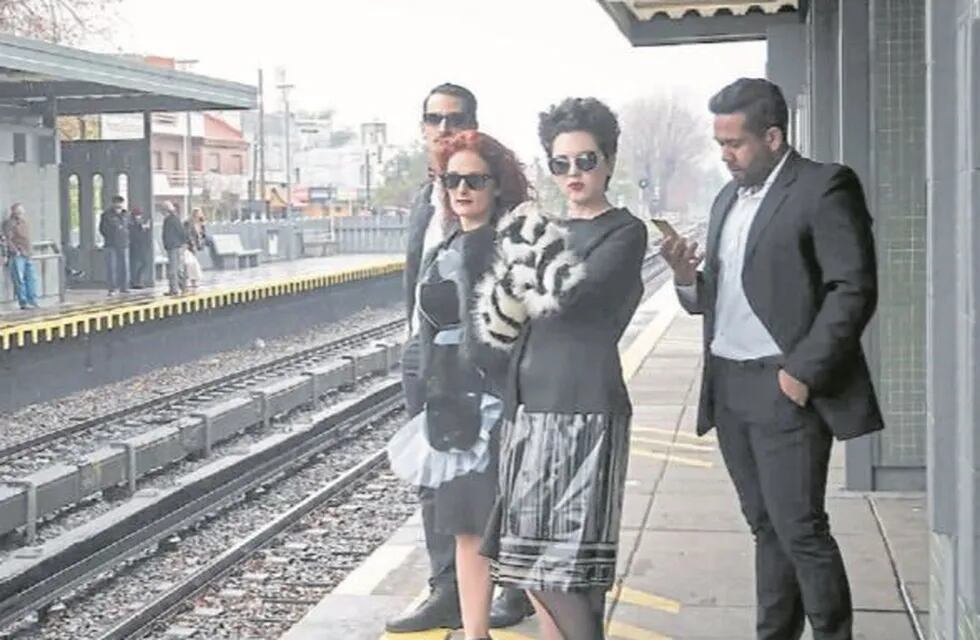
[101, 0, 765, 161]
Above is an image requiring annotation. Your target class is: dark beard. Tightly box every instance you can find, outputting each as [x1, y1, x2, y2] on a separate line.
[738, 150, 782, 187]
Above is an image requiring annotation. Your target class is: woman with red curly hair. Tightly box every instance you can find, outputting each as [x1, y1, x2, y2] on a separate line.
[387, 130, 528, 639]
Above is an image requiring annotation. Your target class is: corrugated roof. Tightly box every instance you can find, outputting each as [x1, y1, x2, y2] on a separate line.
[621, 1, 798, 20]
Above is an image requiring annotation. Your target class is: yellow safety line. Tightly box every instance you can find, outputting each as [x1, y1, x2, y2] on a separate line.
[630, 436, 715, 453]
[0, 258, 405, 351]
[378, 631, 451, 640]
[631, 426, 716, 443]
[491, 631, 536, 640]
[620, 284, 681, 382]
[631, 449, 714, 469]
[607, 620, 672, 640]
[609, 585, 681, 614]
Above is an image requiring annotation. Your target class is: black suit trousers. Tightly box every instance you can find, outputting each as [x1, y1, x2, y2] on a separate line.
[710, 356, 853, 640]
[401, 335, 457, 588]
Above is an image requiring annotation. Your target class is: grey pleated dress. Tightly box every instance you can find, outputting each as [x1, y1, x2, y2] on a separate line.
[481, 208, 648, 592]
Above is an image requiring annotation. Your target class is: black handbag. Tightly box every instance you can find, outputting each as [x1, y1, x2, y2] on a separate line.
[418, 244, 485, 452]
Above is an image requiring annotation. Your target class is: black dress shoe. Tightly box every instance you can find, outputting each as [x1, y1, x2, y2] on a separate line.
[385, 584, 462, 632]
[489, 587, 535, 629]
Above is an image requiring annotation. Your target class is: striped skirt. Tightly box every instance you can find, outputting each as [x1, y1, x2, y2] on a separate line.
[484, 407, 631, 592]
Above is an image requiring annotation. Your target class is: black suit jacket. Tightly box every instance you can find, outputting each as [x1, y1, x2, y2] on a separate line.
[682, 150, 884, 441]
[404, 181, 435, 329]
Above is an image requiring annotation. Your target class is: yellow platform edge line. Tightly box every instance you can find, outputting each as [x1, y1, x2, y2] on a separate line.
[608, 620, 672, 640]
[1, 258, 406, 351]
[378, 631, 451, 640]
[630, 436, 715, 453]
[491, 631, 537, 640]
[631, 426, 716, 443]
[620, 282, 681, 382]
[631, 449, 714, 469]
[609, 584, 682, 614]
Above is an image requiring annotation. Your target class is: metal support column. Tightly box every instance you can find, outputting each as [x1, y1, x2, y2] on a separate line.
[766, 23, 807, 146]
[142, 111, 155, 288]
[808, 0, 840, 163]
[837, 0, 876, 491]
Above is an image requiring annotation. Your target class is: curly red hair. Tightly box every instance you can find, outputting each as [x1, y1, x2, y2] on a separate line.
[435, 130, 529, 226]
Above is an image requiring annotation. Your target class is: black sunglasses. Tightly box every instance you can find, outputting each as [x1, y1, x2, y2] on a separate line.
[423, 112, 471, 128]
[441, 172, 493, 190]
[548, 151, 600, 176]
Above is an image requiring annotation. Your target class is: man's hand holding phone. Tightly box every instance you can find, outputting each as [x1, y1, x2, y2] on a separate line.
[654, 218, 702, 286]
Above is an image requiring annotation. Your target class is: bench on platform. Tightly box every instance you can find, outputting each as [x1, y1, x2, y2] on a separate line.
[211, 234, 260, 270]
[301, 229, 338, 257]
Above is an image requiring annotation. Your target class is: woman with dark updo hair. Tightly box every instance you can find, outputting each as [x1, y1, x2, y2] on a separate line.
[477, 98, 647, 639]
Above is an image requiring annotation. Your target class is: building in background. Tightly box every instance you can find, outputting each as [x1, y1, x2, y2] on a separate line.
[95, 110, 250, 221]
[0, 33, 254, 300]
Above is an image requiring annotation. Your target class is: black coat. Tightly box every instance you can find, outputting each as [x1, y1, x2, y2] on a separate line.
[418, 225, 508, 397]
[162, 213, 187, 251]
[129, 213, 152, 249]
[99, 209, 130, 248]
[683, 150, 884, 441]
[417, 224, 509, 450]
[507, 208, 647, 416]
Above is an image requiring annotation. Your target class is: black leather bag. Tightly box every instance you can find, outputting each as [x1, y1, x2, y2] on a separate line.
[418, 252, 485, 452]
[424, 344, 484, 451]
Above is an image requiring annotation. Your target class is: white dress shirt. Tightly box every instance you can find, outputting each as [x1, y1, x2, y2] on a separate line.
[681, 151, 790, 361]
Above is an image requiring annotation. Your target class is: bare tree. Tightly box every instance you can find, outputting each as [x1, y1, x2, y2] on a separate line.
[0, 0, 121, 45]
[374, 142, 429, 211]
[529, 156, 566, 215]
[618, 94, 716, 218]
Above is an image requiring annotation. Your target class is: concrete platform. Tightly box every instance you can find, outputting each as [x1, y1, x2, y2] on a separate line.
[0, 253, 403, 349]
[281, 284, 928, 640]
[0, 254, 404, 412]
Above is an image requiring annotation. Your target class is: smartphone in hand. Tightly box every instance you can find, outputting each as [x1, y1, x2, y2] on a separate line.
[650, 217, 679, 239]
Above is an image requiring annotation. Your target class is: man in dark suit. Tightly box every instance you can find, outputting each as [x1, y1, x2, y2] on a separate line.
[662, 78, 883, 640]
[387, 82, 533, 633]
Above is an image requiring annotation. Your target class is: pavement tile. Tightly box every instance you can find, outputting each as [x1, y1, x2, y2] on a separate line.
[280, 594, 419, 640]
[610, 603, 756, 639]
[623, 530, 756, 608]
[631, 405, 689, 423]
[283, 312, 929, 640]
[642, 491, 747, 533]
[372, 547, 430, 597]
[616, 314, 927, 640]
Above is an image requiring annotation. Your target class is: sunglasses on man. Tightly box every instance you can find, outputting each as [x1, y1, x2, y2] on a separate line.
[548, 151, 600, 176]
[423, 112, 472, 128]
[440, 172, 493, 190]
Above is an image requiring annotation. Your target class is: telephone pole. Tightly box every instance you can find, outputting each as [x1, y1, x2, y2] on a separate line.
[257, 68, 267, 218]
[275, 68, 294, 218]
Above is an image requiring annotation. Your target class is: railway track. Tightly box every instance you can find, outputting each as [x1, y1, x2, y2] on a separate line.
[100, 227, 701, 640]
[0, 222, 706, 639]
[0, 318, 406, 472]
[0, 379, 406, 638]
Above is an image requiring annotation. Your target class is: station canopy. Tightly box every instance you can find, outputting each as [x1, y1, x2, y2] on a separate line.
[597, 0, 805, 45]
[0, 33, 255, 116]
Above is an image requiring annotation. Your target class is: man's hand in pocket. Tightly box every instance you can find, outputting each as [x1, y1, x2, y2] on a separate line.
[779, 369, 810, 407]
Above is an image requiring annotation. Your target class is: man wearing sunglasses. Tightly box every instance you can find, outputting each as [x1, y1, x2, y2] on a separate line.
[388, 82, 534, 634]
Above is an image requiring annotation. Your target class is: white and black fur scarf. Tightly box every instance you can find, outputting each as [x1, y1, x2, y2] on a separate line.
[474, 201, 585, 350]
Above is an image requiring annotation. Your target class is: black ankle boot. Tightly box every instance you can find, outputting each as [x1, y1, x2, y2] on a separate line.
[384, 583, 462, 632]
[489, 587, 535, 628]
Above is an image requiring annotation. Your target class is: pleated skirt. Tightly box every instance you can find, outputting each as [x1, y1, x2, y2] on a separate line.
[484, 407, 631, 592]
